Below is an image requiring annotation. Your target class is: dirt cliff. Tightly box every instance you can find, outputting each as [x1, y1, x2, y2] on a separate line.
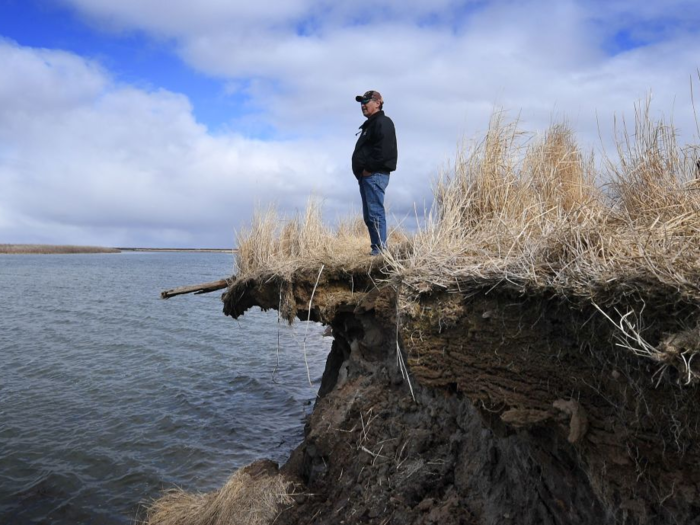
[222, 264, 700, 525]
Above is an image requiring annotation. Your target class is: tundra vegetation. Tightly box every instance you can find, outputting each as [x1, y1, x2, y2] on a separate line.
[236, 106, 699, 309]
[143, 106, 700, 524]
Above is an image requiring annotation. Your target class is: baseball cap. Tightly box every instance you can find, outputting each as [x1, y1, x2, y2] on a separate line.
[355, 90, 383, 104]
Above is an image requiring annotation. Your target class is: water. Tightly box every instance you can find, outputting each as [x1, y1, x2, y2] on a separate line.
[0, 253, 330, 524]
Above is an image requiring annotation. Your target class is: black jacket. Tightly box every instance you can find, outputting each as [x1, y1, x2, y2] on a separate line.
[352, 111, 398, 178]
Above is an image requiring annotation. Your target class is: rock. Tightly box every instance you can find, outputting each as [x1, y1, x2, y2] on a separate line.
[552, 399, 589, 444]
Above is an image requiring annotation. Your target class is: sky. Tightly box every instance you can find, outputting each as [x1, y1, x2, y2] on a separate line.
[1, 0, 699, 248]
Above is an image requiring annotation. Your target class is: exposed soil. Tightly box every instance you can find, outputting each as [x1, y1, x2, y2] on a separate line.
[222, 267, 700, 525]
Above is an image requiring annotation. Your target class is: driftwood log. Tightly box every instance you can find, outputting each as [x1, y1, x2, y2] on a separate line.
[160, 278, 230, 299]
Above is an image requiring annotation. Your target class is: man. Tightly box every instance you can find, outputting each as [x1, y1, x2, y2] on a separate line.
[351, 90, 398, 256]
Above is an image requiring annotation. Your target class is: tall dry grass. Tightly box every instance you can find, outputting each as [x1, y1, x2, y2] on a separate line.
[235, 199, 383, 277]
[608, 101, 697, 222]
[234, 108, 700, 305]
[142, 464, 292, 525]
[384, 108, 699, 301]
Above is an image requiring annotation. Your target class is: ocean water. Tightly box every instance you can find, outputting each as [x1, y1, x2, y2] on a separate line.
[0, 252, 330, 524]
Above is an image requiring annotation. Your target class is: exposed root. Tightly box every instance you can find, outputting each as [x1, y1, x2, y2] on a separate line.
[302, 264, 325, 386]
[395, 284, 416, 402]
[657, 325, 700, 385]
[593, 303, 700, 386]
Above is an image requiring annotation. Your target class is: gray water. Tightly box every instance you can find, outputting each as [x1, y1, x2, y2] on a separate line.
[0, 252, 330, 524]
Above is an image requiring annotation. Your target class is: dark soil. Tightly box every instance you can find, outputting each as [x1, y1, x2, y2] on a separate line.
[222, 269, 700, 525]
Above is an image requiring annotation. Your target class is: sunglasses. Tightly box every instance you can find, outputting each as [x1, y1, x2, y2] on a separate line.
[360, 98, 374, 105]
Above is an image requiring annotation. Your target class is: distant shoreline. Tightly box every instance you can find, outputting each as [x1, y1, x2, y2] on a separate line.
[118, 247, 234, 253]
[0, 244, 120, 254]
[0, 244, 235, 254]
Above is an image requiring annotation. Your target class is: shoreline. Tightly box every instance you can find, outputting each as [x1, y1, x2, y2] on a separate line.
[117, 247, 234, 253]
[0, 244, 235, 254]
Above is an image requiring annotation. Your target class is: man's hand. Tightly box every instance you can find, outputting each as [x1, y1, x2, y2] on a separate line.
[362, 169, 372, 177]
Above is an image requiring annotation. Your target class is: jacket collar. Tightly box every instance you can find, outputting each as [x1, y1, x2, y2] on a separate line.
[359, 110, 384, 129]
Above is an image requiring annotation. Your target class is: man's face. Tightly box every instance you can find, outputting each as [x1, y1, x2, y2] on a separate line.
[361, 98, 381, 118]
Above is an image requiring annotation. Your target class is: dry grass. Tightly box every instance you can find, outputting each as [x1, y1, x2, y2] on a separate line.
[382, 108, 700, 302]
[235, 199, 391, 278]
[608, 101, 698, 221]
[142, 463, 293, 525]
[0, 244, 120, 254]
[234, 108, 700, 301]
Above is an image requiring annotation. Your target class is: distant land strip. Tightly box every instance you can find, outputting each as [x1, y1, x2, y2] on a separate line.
[0, 244, 120, 254]
[117, 247, 234, 253]
[0, 244, 235, 254]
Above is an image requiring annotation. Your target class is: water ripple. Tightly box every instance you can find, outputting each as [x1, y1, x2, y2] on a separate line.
[0, 253, 329, 524]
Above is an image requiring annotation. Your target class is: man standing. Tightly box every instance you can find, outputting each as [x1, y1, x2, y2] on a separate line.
[352, 90, 398, 256]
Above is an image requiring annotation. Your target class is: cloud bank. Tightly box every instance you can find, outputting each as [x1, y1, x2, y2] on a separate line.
[1, 0, 699, 247]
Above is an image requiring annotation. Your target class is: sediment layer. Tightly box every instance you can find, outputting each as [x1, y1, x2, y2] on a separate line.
[222, 266, 700, 525]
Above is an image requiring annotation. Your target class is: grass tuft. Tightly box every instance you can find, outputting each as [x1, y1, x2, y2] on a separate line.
[233, 107, 700, 308]
[234, 199, 384, 278]
[141, 462, 292, 525]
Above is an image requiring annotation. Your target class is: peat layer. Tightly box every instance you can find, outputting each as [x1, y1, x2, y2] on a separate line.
[222, 265, 700, 525]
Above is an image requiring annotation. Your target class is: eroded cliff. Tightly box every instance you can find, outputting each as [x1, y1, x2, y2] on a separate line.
[222, 265, 700, 525]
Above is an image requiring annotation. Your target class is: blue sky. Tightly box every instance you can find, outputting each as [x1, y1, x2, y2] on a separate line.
[0, 0, 254, 131]
[1, 0, 699, 247]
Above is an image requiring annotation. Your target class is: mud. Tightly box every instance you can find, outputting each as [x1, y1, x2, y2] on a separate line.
[222, 268, 700, 524]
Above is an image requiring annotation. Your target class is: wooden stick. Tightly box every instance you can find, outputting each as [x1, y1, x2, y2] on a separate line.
[160, 278, 230, 299]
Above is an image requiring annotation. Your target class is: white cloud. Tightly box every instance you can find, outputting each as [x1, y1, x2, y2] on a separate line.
[59, 0, 312, 36]
[3, 0, 700, 246]
[0, 40, 353, 247]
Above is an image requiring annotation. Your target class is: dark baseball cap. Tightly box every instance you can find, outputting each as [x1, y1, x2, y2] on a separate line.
[355, 90, 383, 103]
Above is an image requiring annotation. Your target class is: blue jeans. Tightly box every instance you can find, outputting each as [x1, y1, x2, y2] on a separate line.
[358, 173, 390, 254]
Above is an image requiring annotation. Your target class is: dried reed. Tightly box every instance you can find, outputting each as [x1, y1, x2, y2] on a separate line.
[233, 108, 700, 304]
[234, 198, 381, 278]
[142, 466, 292, 525]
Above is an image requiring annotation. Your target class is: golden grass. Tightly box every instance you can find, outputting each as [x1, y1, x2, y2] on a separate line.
[608, 101, 697, 222]
[234, 107, 700, 306]
[0, 244, 120, 254]
[392, 111, 698, 303]
[142, 464, 293, 525]
[234, 199, 393, 277]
